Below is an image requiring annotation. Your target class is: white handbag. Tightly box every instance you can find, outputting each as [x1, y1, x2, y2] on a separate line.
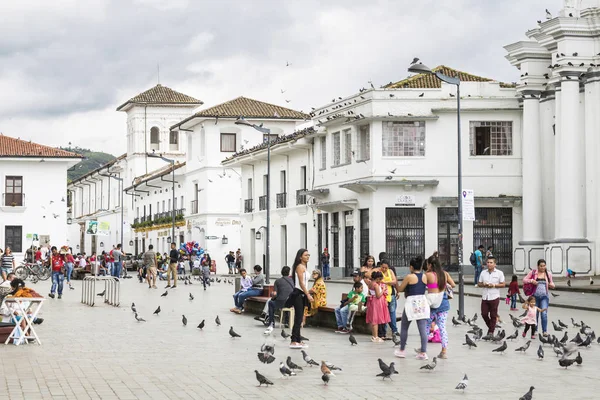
[403, 295, 431, 321]
[426, 291, 444, 308]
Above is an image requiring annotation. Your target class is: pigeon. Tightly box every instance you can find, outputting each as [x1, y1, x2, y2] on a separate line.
[537, 345, 544, 360]
[520, 386, 535, 400]
[215, 316, 221, 326]
[515, 340, 531, 353]
[254, 370, 274, 387]
[571, 333, 583, 344]
[575, 351, 583, 365]
[513, 319, 524, 328]
[518, 293, 526, 303]
[182, 315, 187, 326]
[324, 361, 342, 371]
[134, 313, 146, 322]
[258, 352, 276, 364]
[189, 293, 194, 300]
[419, 357, 437, 371]
[378, 358, 391, 373]
[578, 335, 592, 347]
[197, 320, 205, 330]
[229, 326, 241, 338]
[410, 57, 420, 65]
[392, 333, 401, 346]
[160, 290, 168, 297]
[452, 316, 462, 326]
[571, 318, 581, 328]
[299, 335, 310, 342]
[506, 330, 519, 341]
[281, 329, 291, 339]
[286, 356, 303, 371]
[519, 309, 528, 318]
[153, 306, 161, 315]
[539, 333, 550, 345]
[492, 341, 507, 354]
[545, 9, 552, 19]
[553, 346, 564, 357]
[455, 374, 468, 391]
[260, 344, 275, 355]
[567, 279, 571, 287]
[472, 313, 478, 322]
[131, 303, 136, 313]
[320, 361, 335, 376]
[558, 358, 576, 369]
[558, 319, 568, 329]
[552, 321, 563, 332]
[301, 350, 319, 367]
[322, 373, 330, 385]
[349, 334, 358, 345]
[463, 334, 477, 349]
[279, 362, 296, 377]
[376, 367, 392, 380]
[97, 290, 106, 297]
[559, 332, 568, 344]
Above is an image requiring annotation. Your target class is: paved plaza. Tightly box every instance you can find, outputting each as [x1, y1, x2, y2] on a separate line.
[1, 277, 599, 400]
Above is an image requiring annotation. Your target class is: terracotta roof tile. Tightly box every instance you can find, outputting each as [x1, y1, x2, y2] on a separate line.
[385, 65, 514, 89]
[117, 84, 203, 111]
[0, 135, 83, 158]
[222, 127, 315, 162]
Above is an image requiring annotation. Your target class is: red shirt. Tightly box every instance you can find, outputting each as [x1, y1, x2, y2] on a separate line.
[51, 255, 64, 272]
[508, 281, 520, 296]
[35, 251, 42, 261]
[66, 254, 75, 263]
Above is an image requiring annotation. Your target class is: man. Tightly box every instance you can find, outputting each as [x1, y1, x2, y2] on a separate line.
[166, 242, 179, 288]
[143, 245, 158, 289]
[225, 251, 235, 274]
[34, 247, 42, 264]
[235, 249, 243, 274]
[48, 246, 65, 299]
[477, 256, 505, 336]
[334, 271, 367, 333]
[320, 248, 330, 281]
[231, 268, 257, 313]
[261, 266, 294, 334]
[112, 244, 123, 279]
[474, 245, 484, 285]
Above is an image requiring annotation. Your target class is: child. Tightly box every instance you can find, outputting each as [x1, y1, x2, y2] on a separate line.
[507, 275, 520, 311]
[335, 281, 366, 333]
[428, 320, 441, 343]
[365, 271, 390, 343]
[521, 296, 547, 339]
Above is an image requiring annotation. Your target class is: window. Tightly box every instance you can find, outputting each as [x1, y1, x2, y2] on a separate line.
[168, 199, 171, 211]
[385, 208, 425, 275]
[470, 121, 513, 156]
[332, 212, 339, 268]
[4, 176, 23, 206]
[281, 225, 288, 266]
[358, 125, 370, 161]
[360, 209, 369, 259]
[344, 129, 352, 163]
[220, 133, 236, 152]
[320, 137, 327, 169]
[150, 127, 160, 150]
[382, 121, 426, 157]
[263, 134, 279, 143]
[247, 178, 253, 199]
[300, 223, 308, 249]
[473, 208, 513, 265]
[169, 131, 179, 151]
[5, 226, 23, 253]
[332, 132, 341, 166]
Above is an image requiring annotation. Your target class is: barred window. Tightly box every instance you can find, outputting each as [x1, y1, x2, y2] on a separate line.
[344, 129, 352, 163]
[382, 121, 425, 157]
[358, 125, 370, 161]
[333, 132, 341, 166]
[320, 137, 326, 169]
[469, 121, 513, 156]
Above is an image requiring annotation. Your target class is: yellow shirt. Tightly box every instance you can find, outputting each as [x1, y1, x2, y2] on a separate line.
[381, 269, 394, 302]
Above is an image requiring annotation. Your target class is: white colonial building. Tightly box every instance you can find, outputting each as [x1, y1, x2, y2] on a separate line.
[0, 135, 82, 259]
[505, 0, 600, 276]
[226, 66, 524, 277]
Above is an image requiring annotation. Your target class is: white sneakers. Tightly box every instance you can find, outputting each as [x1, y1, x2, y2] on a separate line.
[263, 326, 274, 335]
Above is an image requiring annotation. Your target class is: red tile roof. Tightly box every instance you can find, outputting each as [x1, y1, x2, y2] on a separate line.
[0, 135, 83, 159]
[116, 84, 203, 111]
[385, 65, 516, 89]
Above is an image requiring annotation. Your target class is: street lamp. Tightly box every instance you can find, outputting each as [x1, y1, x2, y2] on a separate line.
[255, 231, 262, 240]
[236, 116, 273, 284]
[147, 151, 176, 246]
[221, 235, 228, 245]
[408, 62, 465, 318]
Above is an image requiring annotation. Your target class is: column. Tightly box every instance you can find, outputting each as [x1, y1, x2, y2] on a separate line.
[520, 92, 544, 243]
[556, 74, 586, 240]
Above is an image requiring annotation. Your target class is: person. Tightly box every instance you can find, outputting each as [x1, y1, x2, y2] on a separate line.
[486, 246, 494, 259]
[34, 247, 42, 264]
[507, 275, 520, 311]
[235, 249, 243, 274]
[424, 254, 455, 359]
[143, 245, 158, 289]
[48, 246, 65, 299]
[177, 257, 186, 276]
[231, 269, 252, 312]
[396, 256, 430, 360]
[365, 271, 389, 342]
[303, 269, 327, 326]
[201, 257, 211, 290]
[25, 246, 34, 264]
[378, 260, 398, 339]
[3, 278, 44, 341]
[477, 255, 506, 337]
[112, 244, 124, 279]
[231, 267, 263, 313]
[360, 255, 376, 279]
[165, 243, 179, 288]
[289, 249, 312, 349]
[89, 252, 96, 274]
[474, 245, 484, 285]
[521, 295, 547, 339]
[522, 259, 555, 336]
[335, 281, 366, 333]
[262, 266, 294, 334]
[64, 251, 75, 290]
[320, 248, 331, 281]
[0, 246, 16, 281]
[428, 321, 441, 343]
[333, 270, 368, 332]
[226, 251, 235, 275]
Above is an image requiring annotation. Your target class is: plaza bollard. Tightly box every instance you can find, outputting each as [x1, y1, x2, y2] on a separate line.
[81, 276, 120, 307]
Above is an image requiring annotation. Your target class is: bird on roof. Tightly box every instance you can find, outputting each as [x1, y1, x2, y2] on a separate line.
[411, 57, 419, 65]
[545, 9, 552, 19]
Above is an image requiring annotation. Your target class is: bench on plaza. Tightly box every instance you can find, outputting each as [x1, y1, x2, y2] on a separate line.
[72, 267, 92, 280]
[0, 322, 15, 343]
[242, 285, 275, 315]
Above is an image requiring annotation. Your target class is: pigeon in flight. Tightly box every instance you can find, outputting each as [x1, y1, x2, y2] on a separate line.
[492, 341, 508, 354]
[279, 362, 296, 377]
[301, 350, 319, 367]
[286, 356, 303, 371]
[153, 306, 161, 315]
[134, 313, 146, 322]
[189, 293, 194, 300]
[258, 352, 276, 364]
[215, 315, 221, 326]
[520, 386, 535, 400]
[537, 345, 544, 360]
[229, 326, 241, 338]
[349, 333, 358, 345]
[455, 374, 468, 391]
[281, 329, 291, 339]
[182, 315, 187, 326]
[254, 370, 274, 387]
[131, 303, 136, 313]
[515, 340, 531, 353]
[97, 290, 106, 297]
[197, 320, 205, 330]
[463, 334, 477, 349]
[419, 357, 437, 371]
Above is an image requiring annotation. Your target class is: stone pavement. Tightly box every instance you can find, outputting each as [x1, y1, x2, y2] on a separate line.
[0, 276, 599, 400]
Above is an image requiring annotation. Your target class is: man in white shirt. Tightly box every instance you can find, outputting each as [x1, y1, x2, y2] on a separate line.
[477, 256, 505, 336]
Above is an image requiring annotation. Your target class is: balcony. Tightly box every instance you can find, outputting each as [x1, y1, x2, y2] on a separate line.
[2, 193, 24, 207]
[133, 217, 140, 225]
[244, 199, 253, 213]
[296, 189, 307, 206]
[276, 192, 287, 209]
[259, 195, 267, 211]
[191, 200, 198, 214]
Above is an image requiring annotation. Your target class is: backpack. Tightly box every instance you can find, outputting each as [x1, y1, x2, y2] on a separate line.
[469, 252, 477, 266]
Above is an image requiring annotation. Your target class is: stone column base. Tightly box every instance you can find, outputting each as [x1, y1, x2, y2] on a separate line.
[544, 242, 593, 276]
[514, 243, 546, 274]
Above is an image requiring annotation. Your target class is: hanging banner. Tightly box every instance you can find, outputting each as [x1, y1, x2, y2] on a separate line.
[97, 221, 111, 236]
[462, 189, 475, 221]
[85, 220, 98, 235]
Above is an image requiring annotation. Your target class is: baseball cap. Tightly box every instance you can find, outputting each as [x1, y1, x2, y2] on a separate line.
[351, 269, 360, 277]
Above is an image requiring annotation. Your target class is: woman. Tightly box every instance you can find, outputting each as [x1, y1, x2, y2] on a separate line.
[65, 251, 75, 289]
[425, 254, 455, 359]
[523, 259, 555, 336]
[378, 260, 398, 339]
[396, 256, 430, 360]
[5, 278, 44, 341]
[360, 255, 376, 279]
[290, 249, 313, 349]
[0, 247, 16, 281]
[303, 269, 327, 326]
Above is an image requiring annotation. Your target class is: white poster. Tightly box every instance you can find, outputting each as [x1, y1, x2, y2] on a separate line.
[462, 189, 475, 221]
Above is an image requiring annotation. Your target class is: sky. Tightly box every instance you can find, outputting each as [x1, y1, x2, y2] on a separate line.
[0, 0, 564, 155]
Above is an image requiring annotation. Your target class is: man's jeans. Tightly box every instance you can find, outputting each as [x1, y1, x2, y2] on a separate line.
[106, 262, 113, 276]
[474, 265, 482, 285]
[335, 304, 350, 328]
[112, 261, 122, 278]
[233, 288, 262, 310]
[51, 271, 64, 295]
[322, 263, 330, 279]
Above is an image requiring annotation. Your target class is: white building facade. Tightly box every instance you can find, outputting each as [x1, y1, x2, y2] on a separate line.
[505, 0, 600, 276]
[0, 135, 81, 259]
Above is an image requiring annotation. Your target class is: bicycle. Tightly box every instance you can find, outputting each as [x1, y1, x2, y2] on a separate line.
[14, 262, 51, 282]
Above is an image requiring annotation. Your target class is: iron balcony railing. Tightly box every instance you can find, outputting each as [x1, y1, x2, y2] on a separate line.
[296, 189, 307, 206]
[244, 199, 253, 213]
[2, 193, 24, 207]
[259, 195, 267, 211]
[191, 200, 198, 214]
[276, 192, 287, 208]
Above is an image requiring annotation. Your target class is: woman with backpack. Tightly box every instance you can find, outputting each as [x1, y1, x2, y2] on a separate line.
[522, 259, 555, 336]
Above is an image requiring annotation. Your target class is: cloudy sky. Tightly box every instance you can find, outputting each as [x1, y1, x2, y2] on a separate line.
[0, 0, 563, 155]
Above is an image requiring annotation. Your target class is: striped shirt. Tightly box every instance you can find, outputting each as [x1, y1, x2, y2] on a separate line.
[1, 254, 14, 270]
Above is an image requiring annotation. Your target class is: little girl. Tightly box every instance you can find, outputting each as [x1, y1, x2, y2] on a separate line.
[366, 271, 390, 343]
[521, 296, 547, 339]
[507, 275, 520, 311]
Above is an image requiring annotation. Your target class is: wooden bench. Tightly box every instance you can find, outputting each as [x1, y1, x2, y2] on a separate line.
[238, 285, 275, 315]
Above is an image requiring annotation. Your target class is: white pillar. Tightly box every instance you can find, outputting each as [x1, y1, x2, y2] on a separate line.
[539, 95, 555, 240]
[520, 94, 544, 243]
[556, 76, 586, 240]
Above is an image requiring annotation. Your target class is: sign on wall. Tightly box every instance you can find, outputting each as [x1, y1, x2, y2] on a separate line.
[462, 189, 475, 221]
[395, 195, 416, 206]
[97, 221, 111, 236]
[85, 220, 98, 235]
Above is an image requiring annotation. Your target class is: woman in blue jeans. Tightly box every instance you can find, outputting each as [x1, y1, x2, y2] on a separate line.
[523, 259, 555, 336]
[232, 265, 264, 313]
